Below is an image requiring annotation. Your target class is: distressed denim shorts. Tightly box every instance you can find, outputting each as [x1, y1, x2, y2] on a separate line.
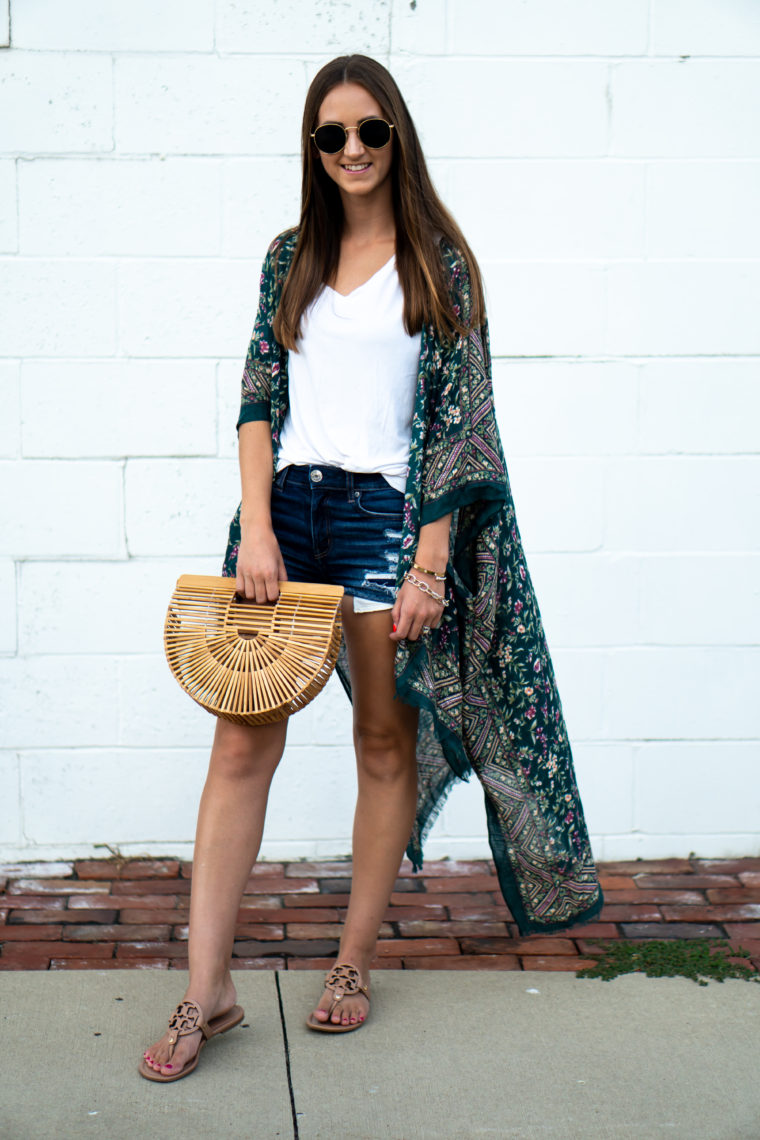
[269, 464, 404, 611]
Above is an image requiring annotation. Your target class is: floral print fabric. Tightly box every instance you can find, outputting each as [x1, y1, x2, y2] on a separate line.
[224, 228, 604, 935]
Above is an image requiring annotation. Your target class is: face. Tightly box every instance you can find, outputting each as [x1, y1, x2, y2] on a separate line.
[314, 81, 393, 200]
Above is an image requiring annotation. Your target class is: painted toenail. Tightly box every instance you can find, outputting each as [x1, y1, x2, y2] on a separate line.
[166, 1065, 173, 1069]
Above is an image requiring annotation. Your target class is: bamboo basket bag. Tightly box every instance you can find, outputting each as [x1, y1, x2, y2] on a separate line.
[164, 575, 344, 724]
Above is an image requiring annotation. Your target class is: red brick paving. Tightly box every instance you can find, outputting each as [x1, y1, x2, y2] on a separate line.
[1, 857, 760, 972]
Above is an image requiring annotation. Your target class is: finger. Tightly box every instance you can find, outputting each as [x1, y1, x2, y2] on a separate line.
[390, 608, 412, 642]
[264, 572, 280, 603]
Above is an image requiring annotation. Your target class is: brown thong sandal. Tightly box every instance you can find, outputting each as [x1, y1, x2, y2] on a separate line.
[305, 962, 370, 1034]
[138, 998, 245, 1083]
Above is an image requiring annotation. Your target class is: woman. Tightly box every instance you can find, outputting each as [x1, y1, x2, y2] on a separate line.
[140, 54, 603, 1083]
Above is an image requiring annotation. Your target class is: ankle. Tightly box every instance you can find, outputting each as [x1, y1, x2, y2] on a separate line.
[336, 947, 373, 977]
[184, 971, 234, 1006]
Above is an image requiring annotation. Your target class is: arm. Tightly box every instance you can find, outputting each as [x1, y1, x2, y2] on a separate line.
[390, 512, 452, 642]
[235, 420, 287, 603]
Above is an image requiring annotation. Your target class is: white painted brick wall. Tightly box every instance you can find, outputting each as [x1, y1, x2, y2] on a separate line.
[1, 0, 758, 864]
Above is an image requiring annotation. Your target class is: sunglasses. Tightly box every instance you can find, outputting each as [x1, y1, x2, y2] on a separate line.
[311, 117, 395, 155]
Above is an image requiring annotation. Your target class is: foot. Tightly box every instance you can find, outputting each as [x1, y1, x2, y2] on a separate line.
[311, 960, 370, 1028]
[142, 977, 237, 1078]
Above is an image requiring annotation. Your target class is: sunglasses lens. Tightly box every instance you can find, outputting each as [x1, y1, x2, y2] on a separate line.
[359, 119, 391, 149]
[313, 124, 346, 154]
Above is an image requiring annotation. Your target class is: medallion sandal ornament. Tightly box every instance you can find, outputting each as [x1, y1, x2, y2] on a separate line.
[306, 963, 370, 1034]
[138, 999, 245, 1083]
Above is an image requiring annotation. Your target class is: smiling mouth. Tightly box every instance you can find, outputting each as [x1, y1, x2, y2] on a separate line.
[342, 163, 371, 172]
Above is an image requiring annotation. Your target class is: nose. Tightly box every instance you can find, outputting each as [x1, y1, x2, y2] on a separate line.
[342, 127, 366, 159]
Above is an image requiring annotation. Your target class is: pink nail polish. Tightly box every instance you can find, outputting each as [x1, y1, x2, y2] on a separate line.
[166, 1065, 173, 1070]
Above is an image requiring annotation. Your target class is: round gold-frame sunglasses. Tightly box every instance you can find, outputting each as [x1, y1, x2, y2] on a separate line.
[310, 118, 395, 155]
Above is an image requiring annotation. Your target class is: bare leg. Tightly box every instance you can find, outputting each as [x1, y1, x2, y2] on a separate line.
[311, 600, 418, 1027]
[144, 716, 287, 1075]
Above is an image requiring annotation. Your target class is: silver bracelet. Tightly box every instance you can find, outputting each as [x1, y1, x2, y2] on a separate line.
[404, 571, 449, 608]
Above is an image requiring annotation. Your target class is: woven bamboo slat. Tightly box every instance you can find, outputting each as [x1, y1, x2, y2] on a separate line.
[164, 575, 345, 724]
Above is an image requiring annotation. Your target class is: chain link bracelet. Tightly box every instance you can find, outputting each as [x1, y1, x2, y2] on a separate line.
[404, 571, 449, 607]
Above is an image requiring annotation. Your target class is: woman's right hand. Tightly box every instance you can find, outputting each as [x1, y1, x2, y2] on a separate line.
[235, 521, 287, 603]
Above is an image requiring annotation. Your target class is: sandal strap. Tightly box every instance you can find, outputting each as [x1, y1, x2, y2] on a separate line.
[323, 962, 370, 1004]
[165, 1000, 211, 1058]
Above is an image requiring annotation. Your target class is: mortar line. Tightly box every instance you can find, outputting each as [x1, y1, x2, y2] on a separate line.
[274, 970, 300, 1140]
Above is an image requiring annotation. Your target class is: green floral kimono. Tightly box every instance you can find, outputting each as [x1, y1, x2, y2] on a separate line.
[223, 227, 604, 935]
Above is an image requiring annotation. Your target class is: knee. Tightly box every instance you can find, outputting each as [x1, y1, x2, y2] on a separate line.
[209, 722, 285, 782]
[354, 723, 415, 783]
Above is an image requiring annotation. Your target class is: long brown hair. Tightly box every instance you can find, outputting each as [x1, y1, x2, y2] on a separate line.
[273, 54, 485, 350]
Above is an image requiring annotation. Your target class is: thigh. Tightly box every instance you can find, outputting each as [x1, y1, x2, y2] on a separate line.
[341, 599, 418, 744]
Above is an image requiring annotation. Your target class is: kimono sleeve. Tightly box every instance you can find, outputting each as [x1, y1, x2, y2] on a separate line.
[236, 240, 280, 430]
[420, 252, 508, 527]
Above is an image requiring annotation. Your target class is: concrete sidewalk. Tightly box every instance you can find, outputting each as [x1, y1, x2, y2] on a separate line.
[2, 971, 758, 1139]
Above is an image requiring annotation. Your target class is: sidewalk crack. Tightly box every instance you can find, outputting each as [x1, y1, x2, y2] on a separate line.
[274, 970, 299, 1139]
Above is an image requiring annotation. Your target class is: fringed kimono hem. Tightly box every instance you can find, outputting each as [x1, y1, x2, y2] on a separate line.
[484, 796, 605, 935]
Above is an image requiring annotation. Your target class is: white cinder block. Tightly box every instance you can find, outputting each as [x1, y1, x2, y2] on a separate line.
[646, 162, 760, 259]
[393, 60, 608, 158]
[0, 360, 19, 457]
[438, 775, 484, 839]
[0, 260, 116, 357]
[485, 262, 607, 358]
[0, 461, 124, 558]
[0, 560, 16, 654]
[0, 160, 16, 251]
[312, 674, 353, 747]
[610, 61, 760, 158]
[0, 657, 119, 747]
[451, 161, 645, 262]
[494, 360, 639, 457]
[652, 0, 760, 56]
[604, 457, 760, 553]
[639, 361, 760, 455]
[21, 360, 217, 459]
[390, 0, 447, 54]
[634, 743, 760, 833]
[19, 159, 222, 256]
[118, 655, 216, 747]
[0, 753, 20, 843]
[221, 159, 301, 260]
[528, 553, 640, 648]
[0, 53, 112, 155]
[218, 359, 243, 459]
[573, 745, 635, 835]
[12, 0, 213, 51]
[551, 649, 607, 741]
[639, 554, 760, 646]
[119, 259, 260, 358]
[602, 648, 760, 740]
[606, 263, 760, 356]
[0, 0, 7, 47]
[20, 750, 209, 845]
[507, 458, 606, 552]
[450, 0, 648, 55]
[115, 57, 305, 155]
[216, 0, 390, 53]
[265, 745, 358, 841]
[125, 458, 238, 556]
[595, 833, 760, 861]
[18, 557, 217, 655]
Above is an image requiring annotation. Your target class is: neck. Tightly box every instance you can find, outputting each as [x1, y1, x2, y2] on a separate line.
[339, 182, 395, 246]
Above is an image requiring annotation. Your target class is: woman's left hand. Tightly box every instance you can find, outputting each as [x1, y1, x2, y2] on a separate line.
[390, 573, 446, 642]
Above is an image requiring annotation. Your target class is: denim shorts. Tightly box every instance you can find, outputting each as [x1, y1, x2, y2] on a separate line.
[269, 464, 404, 610]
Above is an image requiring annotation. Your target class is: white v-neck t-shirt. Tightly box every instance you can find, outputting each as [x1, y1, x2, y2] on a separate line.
[276, 256, 422, 492]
